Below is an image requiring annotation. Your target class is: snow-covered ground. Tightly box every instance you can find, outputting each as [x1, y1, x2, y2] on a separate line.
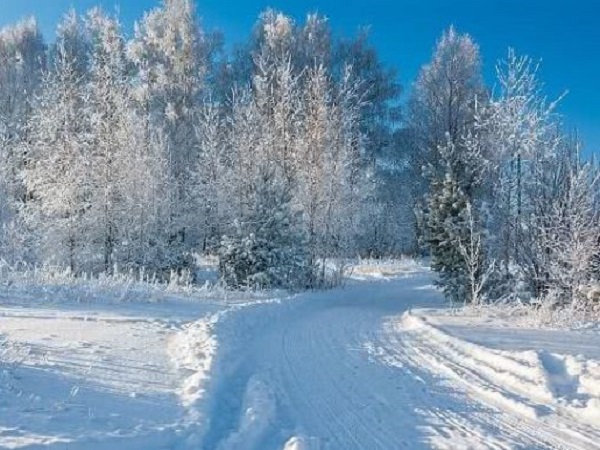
[0, 299, 220, 449]
[1, 262, 599, 449]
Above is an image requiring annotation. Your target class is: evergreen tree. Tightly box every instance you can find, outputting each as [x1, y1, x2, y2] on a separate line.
[219, 167, 312, 289]
[426, 171, 471, 303]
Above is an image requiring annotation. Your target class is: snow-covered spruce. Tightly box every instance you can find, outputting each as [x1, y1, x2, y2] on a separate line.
[218, 168, 313, 290]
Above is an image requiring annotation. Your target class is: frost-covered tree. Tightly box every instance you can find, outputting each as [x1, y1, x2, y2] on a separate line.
[22, 9, 178, 276]
[298, 65, 330, 265]
[209, 9, 399, 258]
[326, 64, 372, 258]
[0, 17, 45, 245]
[253, 25, 302, 185]
[545, 157, 599, 308]
[408, 27, 485, 262]
[128, 0, 209, 251]
[84, 9, 134, 272]
[85, 9, 180, 275]
[521, 136, 600, 307]
[193, 99, 225, 251]
[0, 17, 45, 146]
[219, 167, 312, 289]
[458, 202, 494, 306]
[296, 63, 371, 265]
[408, 26, 484, 184]
[23, 19, 91, 271]
[222, 88, 264, 228]
[487, 50, 563, 279]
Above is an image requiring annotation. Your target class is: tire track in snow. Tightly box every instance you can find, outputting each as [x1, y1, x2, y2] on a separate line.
[382, 314, 600, 450]
[203, 273, 560, 449]
[0, 308, 191, 449]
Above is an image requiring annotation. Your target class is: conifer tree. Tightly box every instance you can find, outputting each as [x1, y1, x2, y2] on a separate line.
[219, 167, 311, 289]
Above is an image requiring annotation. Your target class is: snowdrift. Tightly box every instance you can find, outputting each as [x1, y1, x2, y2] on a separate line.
[399, 312, 600, 447]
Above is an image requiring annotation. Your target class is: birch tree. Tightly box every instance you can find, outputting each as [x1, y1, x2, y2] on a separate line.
[22, 13, 90, 271]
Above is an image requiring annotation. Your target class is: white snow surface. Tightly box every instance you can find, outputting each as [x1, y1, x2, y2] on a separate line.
[1, 264, 600, 449]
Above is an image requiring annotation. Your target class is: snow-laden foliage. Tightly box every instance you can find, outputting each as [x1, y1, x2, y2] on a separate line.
[218, 168, 312, 290]
[407, 28, 600, 313]
[0, 3, 598, 305]
[426, 172, 471, 303]
[0, 2, 402, 289]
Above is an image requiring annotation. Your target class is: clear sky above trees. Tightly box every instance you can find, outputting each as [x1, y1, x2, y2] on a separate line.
[2, 0, 598, 153]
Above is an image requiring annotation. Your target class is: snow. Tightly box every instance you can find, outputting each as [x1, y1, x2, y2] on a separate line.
[393, 309, 600, 448]
[406, 308, 600, 431]
[1, 263, 599, 449]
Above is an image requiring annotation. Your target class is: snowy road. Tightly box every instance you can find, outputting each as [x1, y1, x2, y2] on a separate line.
[2, 269, 600, 449]
[203, 272, 600, 450]
[202, 276, 446, 449]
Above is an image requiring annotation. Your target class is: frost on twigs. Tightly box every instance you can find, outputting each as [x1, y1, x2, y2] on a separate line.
[218, 168, 313, 291]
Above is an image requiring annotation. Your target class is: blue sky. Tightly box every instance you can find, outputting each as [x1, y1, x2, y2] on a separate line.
[2, 0, 599, 152]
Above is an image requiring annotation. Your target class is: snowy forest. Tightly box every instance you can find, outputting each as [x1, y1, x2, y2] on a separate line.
[0, 0, 598, 309]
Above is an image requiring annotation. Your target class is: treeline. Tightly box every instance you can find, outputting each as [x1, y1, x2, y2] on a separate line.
[408, 29, 600, 311]
[0, 1, 598, 302]
[0, 1, 403, 288]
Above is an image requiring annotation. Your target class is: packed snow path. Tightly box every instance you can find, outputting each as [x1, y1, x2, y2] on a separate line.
[203, 272, 600, 450]
[1, 270, 600, 449]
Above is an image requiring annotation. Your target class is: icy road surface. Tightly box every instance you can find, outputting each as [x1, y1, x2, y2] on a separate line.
[1, 268, 600, 449]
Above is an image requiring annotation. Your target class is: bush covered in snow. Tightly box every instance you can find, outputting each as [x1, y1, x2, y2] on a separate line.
[0, 258, 257, 304]
[218, 169, 313, 290]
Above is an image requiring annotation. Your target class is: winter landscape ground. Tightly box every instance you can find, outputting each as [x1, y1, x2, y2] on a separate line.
[1, 260, 599, 450]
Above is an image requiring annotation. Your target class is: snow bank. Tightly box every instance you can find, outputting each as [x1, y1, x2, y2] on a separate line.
[347, 257, 427, 281]
[170, 313, 220, 411]
[169, 294, 298, 447]
[400, 311, 600, 428]
[216, 375, 277, 450]
[451, 299, 600, 331]
[401, 313, 547, 419]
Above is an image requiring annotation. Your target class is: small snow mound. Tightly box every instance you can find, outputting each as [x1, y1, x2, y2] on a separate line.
[581, 397, 600, 422]
[536, 351, 600, 425]
[399, 311, 427, 330]
[538, 351, 581, 402]
[217, 374, 277, 450]
[170, 316, 218, 408]
[348, 257, 427, 280]
[283, 437, 304, 450]
[283, 435, 322, 450]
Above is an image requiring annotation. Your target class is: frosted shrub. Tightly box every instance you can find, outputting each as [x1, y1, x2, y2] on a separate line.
[218, 169, 313, 290]
[218, 226, 313, 291]
[219, 233, 269, 289]
[0, 259, 234, 303]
